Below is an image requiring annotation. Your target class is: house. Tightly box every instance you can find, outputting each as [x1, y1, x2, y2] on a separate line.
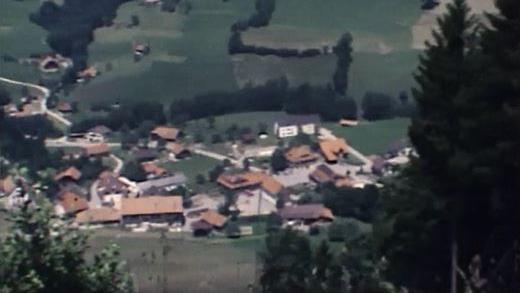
[166, 143, 191, 159]
[136, 173, 187, 195]
[284, 145, 318, 165]
[120, 196, 184, 225]
[55, 190, 89, 216]
[133, 43, 150, 55]
[75, 207, 121, 225]
[200, 210, 228, 229]
[369, 155, 387, 176]
[97, 171, 128, 197]
[77, 66, 98, 80]
[217, 172, 284, 197]
[191, 220, 214, 237]
[319, 138, 349, 163]
[0, 176, 16, 197]
[279, 204, 334, 225]
[141, 162, 168, 179]
[339, 119, 359, 127]
[54, 166, 82, 183]
[83, 143, 110, 157]
[132, 148, 158, 162]
[310, 164, 353, 188]
[240, 132, 256, 144]
[56, 101, 73, 113]
[88, 125, 112, 136]
[150, 126, 180, 142]
[273, 114, 320, 138]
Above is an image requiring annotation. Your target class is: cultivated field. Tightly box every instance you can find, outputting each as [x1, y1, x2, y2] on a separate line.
[0, 0, 48, 81]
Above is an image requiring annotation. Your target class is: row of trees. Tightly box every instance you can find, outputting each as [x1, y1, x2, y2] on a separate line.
[169, 79, 358, 123]
[228, 31, 323, 57]
[231, 0, 276, 32]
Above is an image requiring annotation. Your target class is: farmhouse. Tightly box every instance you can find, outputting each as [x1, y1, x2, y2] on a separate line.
[82, 143, 110, 157]
[0, 176, 16, 197]
[200, 210, 228, 229]
[166, 143, 191, 159]
[97, 171, 128, 196]
[319, 138, 349, 163]
[218, 172, 284, 197]
[54, 166, 82, 183]
[150, 126, 180, 142]
[136, 173, 187, 195]
[132, 148, 158, 162]
[273, 114, 320, 138]
[75, 207, 121, 225]
[141, 162, 168, 179]
[56, 101, 73, 113]
[279, 204, 334, 225]
[88, 125, 112, 136]
[120, 196, 184, 225]
[55, 190, 89, 216]
[284, 145, 318, 165]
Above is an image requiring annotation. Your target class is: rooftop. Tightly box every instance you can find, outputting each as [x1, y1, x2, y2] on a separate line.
[121, 195, 183, 216]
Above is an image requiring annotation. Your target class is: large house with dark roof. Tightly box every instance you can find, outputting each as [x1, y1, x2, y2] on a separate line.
[273, 114, 320, 138]
[279, 204, 334, 225]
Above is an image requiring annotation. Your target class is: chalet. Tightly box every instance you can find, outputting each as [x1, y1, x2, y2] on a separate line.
[284, 145, 318, 165]
[88, 125, 112, 136]
[273, 114, 320, 138]
[279, 204, 334, 225]
[0, 176, 16, 197]
[339, 119, 359, 127]
[97, 171, 128, 196]
[166, 143, 191, 159]
[136, 173, 187, 195]
[56, 101, 73, 113]
[120, 196, 184, 225]
[55, 190, 89, 216]
[191, 210, 228, 236]
[141, 162, 168, 179]
[319, 138, 349, 163]
[310, 164, 340, 185]
[77, 66, 98, 81]
[82, 143, 110, 157]
[217, 172, 284, 197]
[150, 126, 179, 142]
[75, 207, 121, 225]
[54, 166, 82, 183]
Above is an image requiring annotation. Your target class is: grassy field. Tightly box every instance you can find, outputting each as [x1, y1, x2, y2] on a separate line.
[325, 118, 411, 155]
[237, 0, 423, 100]
[0, 0, 49, 82]
[184, 111, 284, 144]
[70, 0, 253, 107]
[161, 155, 220, 184]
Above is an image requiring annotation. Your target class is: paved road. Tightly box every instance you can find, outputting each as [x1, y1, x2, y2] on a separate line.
[110, 154, 124, 174]
[89, 180, 102, 208]
[192, 147, 262, 171]
[0, 76, 72, 127]
[45, 137, 121, 148]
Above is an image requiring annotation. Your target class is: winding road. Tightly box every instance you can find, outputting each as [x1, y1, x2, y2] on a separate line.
[0, 76, 72, 127]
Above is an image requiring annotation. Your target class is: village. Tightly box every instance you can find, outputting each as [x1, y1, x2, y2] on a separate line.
[1, 79, 411, 239]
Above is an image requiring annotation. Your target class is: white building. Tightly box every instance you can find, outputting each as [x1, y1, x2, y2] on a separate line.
[274, 114, 321, 138]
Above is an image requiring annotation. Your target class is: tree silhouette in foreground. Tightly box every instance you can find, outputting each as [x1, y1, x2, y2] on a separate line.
[0, 201, 134, 292]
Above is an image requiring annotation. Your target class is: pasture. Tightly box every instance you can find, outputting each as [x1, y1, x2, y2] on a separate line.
[325, 118, 411, 155]
[0, 0, 48, 82]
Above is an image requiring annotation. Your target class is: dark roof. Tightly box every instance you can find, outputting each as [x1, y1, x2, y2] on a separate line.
[276, 114, 321, 127]
[191, 219, 213, 231]
[279, 204, 333, 221]
[97, 172, 127, 195]
[132, 148, 158, 161]
[136, 173, 187, 192]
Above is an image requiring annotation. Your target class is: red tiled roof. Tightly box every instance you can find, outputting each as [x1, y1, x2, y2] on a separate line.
[121, 196, 183, 216]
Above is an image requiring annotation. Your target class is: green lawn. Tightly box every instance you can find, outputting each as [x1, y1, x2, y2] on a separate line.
[325, 118, 411, 155]
[87, 230, 263, 293]
[161, 155, 220, 184]
[184, 111, 284, 145]
[0, 0, 49, 82]
[70, 0, 253, 107]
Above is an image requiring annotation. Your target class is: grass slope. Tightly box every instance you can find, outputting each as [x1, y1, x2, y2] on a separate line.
[326, 118, 411, 155]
